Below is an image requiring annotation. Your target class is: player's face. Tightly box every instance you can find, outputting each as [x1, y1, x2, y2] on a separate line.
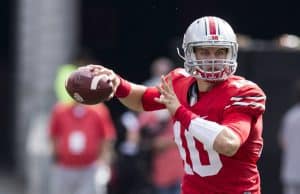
[194, 47, 228, 60]
[193, 47, 228, 72]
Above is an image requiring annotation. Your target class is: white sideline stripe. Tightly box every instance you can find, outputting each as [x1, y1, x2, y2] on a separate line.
[90, 75, 107, 90]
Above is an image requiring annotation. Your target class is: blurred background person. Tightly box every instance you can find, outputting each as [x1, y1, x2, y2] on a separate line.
[48, 54, 117, 194]
[144, 57, 176, 86]
[278, 79, 300, 194]
[25, 64, 77, 194]
[117, 57, 183, 194]
[139, 110, 183, 194]
[48, 99, 116, 194]
[117, 110, 150, 194]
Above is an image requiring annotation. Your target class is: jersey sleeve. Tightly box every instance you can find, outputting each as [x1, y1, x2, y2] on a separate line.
[224, 82, 266, 118]
[223, 82, 266, 144]
[221, 112, 252, 144]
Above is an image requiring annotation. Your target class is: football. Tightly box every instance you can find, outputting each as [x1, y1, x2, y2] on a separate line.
[65, 67, 113, 105]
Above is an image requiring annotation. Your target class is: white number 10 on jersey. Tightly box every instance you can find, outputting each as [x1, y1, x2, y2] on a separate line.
[173, 121, 222, 177]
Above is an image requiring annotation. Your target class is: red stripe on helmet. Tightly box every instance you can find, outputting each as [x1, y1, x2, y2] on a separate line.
[208, 17, 216, 35]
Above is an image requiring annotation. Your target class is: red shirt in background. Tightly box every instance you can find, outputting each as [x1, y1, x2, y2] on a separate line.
[49, 102, 116, 167]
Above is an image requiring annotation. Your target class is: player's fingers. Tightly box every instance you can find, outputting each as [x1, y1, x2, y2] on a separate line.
[109, 75, 121, 96]
[98, 69, 117, 82]
[109, 73, 120, 92]
[162, 74, 175, 94]
[87, 64, 104, 69]
[154, 94, 166, 104]
[156, 85, 166, 95]
[78, 66, 88, 71]
[166, 75, 174, 92]
[87, 66, 119, 96]
[161, 75, 171, 93]
[157, 86, 173, 102]
[159, 89, 168, 98]
[84, 64, 102, 73]
[154, 97, 164, 104]
[98, 68, 111, 74]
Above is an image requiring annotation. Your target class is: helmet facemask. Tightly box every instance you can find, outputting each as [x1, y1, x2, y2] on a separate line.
[184, 41, 238, 81]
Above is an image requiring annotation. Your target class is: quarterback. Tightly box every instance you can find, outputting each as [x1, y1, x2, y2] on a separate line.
[85, 16, 266, 194]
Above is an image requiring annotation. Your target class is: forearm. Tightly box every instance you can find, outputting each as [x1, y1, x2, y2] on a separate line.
[118, 83, 147, 112]
[188, 117, 240, 156]
[174, 105, 241, 157]
[115, 76, 164, 112]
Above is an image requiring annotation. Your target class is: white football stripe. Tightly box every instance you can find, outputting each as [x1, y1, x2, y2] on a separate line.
[231, 96, 266, 101]
[90, 75, 108, 90]
[225, 101, 265, 110]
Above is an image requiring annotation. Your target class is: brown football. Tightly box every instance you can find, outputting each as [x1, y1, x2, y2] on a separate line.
[65, 67, 113, 104]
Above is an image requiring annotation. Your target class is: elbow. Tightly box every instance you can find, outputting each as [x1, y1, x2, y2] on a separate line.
[214, 135, 240, 157]
[221, 140, 240, 157]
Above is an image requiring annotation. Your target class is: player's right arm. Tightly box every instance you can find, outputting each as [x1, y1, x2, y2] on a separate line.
[85, 64, 164, 112]
[117, 82, 148, 112]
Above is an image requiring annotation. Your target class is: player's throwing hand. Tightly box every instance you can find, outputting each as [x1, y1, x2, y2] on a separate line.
[84, 64, 121, 99]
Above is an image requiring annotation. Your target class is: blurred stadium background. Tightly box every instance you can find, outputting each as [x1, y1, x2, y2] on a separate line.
[1, 0, 300, 193]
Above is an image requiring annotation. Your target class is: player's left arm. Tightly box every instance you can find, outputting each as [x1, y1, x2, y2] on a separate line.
[155, 76, 266, 157]
[214, 112, 252, 156]
[173, 106, 252, 157]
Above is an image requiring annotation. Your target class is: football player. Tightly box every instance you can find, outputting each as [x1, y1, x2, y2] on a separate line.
[86, 16, 266, 194]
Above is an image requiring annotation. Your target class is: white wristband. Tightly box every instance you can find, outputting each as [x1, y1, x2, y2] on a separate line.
[189, 117, 224, 149]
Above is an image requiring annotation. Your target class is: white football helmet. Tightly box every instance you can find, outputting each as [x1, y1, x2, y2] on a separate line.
[177, 16, 238, 81]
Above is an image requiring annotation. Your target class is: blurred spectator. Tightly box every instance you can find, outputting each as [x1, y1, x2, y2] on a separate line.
[49, 101, 116, 194]
[144, 57, 175, 86]
[276, 34, 300, 49]
[236, 34, 253, 49]
[48, 53, 117, 194]
[117, 110, 151, 194]
[117, 57, 183, 194]
[278, 79, 300, 194]
[25, 64, 77, 194]
[140, 110, 183, 194]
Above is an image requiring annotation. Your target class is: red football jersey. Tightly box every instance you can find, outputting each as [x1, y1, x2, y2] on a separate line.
[49, 103, 116, 167]
[142, 68, 266, 194]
